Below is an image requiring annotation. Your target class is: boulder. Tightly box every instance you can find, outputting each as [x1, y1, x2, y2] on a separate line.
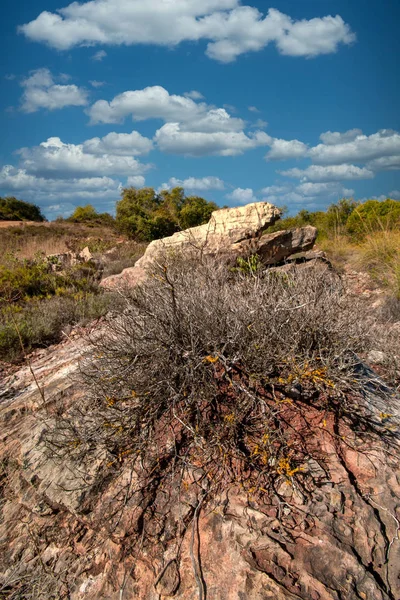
[101, 202, 318, 289]
[136, 201, 282, 270]
[237, 225, 317, 265]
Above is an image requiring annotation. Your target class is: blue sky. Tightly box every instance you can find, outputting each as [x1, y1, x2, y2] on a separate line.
[1, 0, 399, 219]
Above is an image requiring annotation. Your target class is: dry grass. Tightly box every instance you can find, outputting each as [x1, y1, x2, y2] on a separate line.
[0, 222, 123, 261]
[321, 229, 400, 298]
[357, 230, 400, 298]
[318, 234, 356, 270]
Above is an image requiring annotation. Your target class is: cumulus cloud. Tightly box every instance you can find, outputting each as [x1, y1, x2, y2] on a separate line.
[126, 175, 146, 187]
[260, 185, 291, 195]
[261, 181, 355, 207]
[248, 106, 260, 113]
[20, 68, 88, 113]
[319, 128, 363, 145]
[161, 176, 225, 191]
[154, 123, 271, 156]
[309, 129, 400, 166]
[265, 138, 309, 160]
[281, 164, 374, 182]
[367, 155, 400, 171]
[82, 131, 153, 156]
[296, 182, 354, 197]
[226, 187, 258, 204]
[17, 136, 150, 178]
[0, 165, 121, 203]
[20, 3, 355, 62]
[87, 85, 244, 132]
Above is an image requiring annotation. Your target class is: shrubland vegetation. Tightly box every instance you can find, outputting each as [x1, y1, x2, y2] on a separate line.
[1, 193, 399, 366]
[0, 254, 110, 362]
[270, 197, 400, 298]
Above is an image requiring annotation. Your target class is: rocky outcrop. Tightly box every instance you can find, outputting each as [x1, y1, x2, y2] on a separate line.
[1, 322, 399, 599]
[101, 202, 317, 289]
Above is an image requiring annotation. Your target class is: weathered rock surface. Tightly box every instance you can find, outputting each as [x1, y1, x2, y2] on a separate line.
[101, 202, 317, 289]
[1, 324, 400, 599]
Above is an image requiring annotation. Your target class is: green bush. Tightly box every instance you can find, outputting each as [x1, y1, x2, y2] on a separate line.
[67, 204, 115, 227]
[0, 256, 99, 303]
[116, 186, 218, 241]
[0, 196, 46, 222]
[346, 199, 400, 237]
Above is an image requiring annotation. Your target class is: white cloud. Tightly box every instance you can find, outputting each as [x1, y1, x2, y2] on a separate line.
[161, 176, 225, 191]
[389, 190, 400, 200]
[260, 185, 291, 195]
[5, 74, 16, 81]
[274, 13, 355, 58]
[261, 181, 355, 207]
[184, 90, 204, 100]
[226, 187, 258, 204]
[18, 136, 150, 178]
[0, 165, 121, 201]
[281, 164, 374, 182]
[126, 175, 146, 187]
[20, 3, 355, 62]
[319, 128, 363, 145]
[82, 131, 153, 156]
[248, 106, 259, 113]
[92, 50, 107, 61]
[296, 182, 354, 197]
[309, 129, 400, 166]
[87, 85, 244, 132]
[266, 138, 309, 160]
[89, 80, 105, 88]
[367, 155, 400, 171]
[154, 122, 271, 156]
[20, 68, 88, 113]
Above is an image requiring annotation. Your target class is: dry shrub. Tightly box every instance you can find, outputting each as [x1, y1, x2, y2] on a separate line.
[42, 254, 397, 544]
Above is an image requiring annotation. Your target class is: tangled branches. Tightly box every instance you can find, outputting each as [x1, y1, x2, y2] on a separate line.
[42, 254, 396, 557]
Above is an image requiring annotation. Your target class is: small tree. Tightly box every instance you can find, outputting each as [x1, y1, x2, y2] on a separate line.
[67, 204, 115, 226]
[0, 196, 46, 222]
[116, 186, 219, 241]
[179, 195, 218, 229]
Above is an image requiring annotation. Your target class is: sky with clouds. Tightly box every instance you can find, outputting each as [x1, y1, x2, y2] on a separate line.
[1, 0, 399, 219]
